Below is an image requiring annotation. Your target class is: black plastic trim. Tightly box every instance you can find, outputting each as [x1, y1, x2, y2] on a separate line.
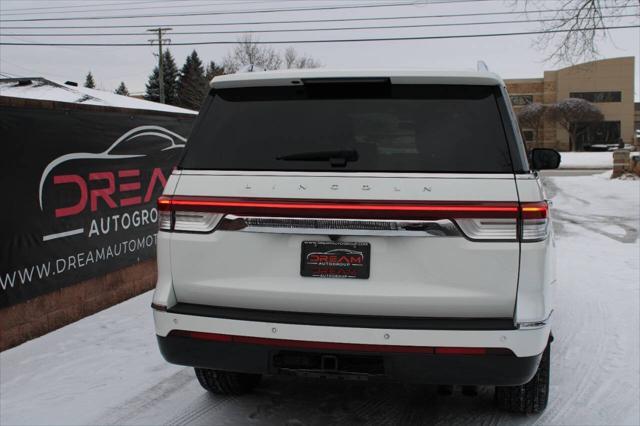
[496, 86, 530, 173]
[157, 334, 541, 385]
[166, 303, 516, 330]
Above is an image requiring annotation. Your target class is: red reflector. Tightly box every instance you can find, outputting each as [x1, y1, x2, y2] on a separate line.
[181, 331, 233, 342]
[158, 196, 519, 220]
[521, 202, 548, 219]
[435, 347, 487, 355]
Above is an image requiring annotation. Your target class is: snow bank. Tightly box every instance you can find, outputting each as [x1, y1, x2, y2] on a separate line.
[559, 152, 613, 169]
[0, 78, 197, 115]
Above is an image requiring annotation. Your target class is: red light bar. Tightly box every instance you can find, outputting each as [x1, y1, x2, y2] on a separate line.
[169, 330, 509, 355]
[521, 202, 548, 220]
[158, 196, 520, 220]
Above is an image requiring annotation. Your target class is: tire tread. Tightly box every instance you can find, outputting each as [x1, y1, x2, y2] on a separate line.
[194, 368, 261, 395]
[495, 343, 550, 414]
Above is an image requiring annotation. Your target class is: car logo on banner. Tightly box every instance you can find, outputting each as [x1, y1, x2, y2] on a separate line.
[38, 125, 186, 242]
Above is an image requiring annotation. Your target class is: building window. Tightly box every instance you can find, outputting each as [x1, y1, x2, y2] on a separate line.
[569, 91, 621, 103]
[572, 121, 621, 150]
[510, 95, 533, 106]
[522, 130, 535, 142]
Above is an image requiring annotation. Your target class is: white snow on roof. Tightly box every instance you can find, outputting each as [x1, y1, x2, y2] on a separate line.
[211, 68, 504, 89]
[0, 78, 197, 115]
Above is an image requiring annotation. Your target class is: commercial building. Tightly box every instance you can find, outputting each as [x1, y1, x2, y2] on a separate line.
[505, 57, 636, 151]
[635, 102, 640, 139]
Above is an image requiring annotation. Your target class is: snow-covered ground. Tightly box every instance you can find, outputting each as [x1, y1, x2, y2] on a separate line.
[559, 152, 613, 169]
[1, 172, 639, 426]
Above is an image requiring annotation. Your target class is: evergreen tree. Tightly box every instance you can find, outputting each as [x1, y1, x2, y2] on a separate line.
[144, 67, 161, 102]
[205, 61, 225, 81]
[114, 81, 129, 96]
[144, 49, 179, 105]
[84, 71, 96, 88]
[177, 50, 207, 110]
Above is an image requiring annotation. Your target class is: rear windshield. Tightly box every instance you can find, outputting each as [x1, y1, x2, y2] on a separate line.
[180, 84, 514, 173]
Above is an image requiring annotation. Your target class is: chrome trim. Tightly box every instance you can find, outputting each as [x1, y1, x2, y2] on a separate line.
[517, 310, 553, 330]
[218, 215, 461, 237]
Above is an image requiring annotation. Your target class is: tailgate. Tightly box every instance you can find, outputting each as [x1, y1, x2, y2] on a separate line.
[167, 173, 520, 318]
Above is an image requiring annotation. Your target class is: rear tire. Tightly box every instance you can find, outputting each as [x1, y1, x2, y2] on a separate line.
[495, 342, 550, 414]
[194, 368, 261, 395]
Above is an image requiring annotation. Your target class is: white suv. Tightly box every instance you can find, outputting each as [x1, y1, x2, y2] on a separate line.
[152, 69, 560, 414]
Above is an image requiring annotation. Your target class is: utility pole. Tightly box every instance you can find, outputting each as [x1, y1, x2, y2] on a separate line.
[147, 27, 172, 104]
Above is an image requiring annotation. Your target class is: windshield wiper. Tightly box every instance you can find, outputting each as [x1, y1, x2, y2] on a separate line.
[276, 149, 358, 167]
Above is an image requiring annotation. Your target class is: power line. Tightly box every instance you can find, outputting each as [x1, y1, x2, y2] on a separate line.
[1, 24, 637, 46]
[0, 0, 501, 22]
[1, 4, 636, 30]
[2, 14, 637, 37]
[0, 1, 161, 14]
[0, 0, 281, 16]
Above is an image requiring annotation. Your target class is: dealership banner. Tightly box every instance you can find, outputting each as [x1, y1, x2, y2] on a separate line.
[0, 104, 195, 307]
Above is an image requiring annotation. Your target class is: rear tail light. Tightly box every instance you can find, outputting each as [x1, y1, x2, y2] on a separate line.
[157, 196, 548, 241]
[455, 201, 548, 242]
[455, 218, 517, 240]
[173, 211, 223, 232]
[520, 202, 549, 242]
[158, 210, 172, 231]
[158, 196, 223, 233]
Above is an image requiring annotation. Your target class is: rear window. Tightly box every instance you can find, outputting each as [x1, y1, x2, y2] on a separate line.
[180, 84, 514, 173]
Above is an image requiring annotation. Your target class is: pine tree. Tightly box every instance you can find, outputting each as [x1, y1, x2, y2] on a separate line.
[162, 50, 179, 105]
[114, 81, 129, 96]
[144, 49, 179, 105]
[144, 67, 161, 102]
[205, 61, 225, 81]
[84, 71, 96, 89]
[177, 50, 207, 110]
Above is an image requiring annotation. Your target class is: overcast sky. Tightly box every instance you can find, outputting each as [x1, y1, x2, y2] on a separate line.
[0, 0, 638, 99]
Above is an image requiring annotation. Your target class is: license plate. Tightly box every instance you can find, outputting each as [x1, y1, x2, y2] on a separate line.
[301, 241, 370, 279]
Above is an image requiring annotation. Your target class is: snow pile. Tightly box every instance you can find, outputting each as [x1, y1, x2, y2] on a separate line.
[0, 78, 197, 115]
[559, 151, 613, 169]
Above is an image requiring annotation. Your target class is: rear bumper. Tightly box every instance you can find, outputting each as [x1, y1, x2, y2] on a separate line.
[153, 305, 550, 358]
[157, 333, 542, 386]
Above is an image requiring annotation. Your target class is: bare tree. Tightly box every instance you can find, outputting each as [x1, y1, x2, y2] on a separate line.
[223, 34, 282, 73]
[545, 98, 604, 150]
[520, 0, 636, 64]
[517, 102, 547, 146]
[283, 47, 321, 69]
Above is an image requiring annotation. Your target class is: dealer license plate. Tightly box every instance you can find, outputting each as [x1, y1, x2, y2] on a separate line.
[300, 241, 370, 279]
